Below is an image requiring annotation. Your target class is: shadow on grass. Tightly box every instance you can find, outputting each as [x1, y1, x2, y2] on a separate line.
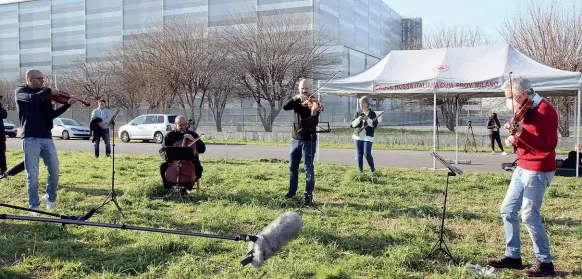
[0, 221, 224, 277]
[0, 268, 33, 279]
[63, 186, 122, 198]
[308, 229, 407, 257]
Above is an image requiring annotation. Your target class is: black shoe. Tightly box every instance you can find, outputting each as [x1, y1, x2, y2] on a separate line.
[485, 256, 524, 269]
[524, 259, 555, 277]
[284, 193, 295, 199]
[304, 193, 313, 204]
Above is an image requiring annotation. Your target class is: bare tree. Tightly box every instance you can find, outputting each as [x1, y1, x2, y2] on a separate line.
[62, 58, 114, 105]
[206, 63, 239, 132]
[217, 13, 333, 132]
[421, 25, 492, 131]
[500, 0, 582, 137]
[0, 76, 21, 111]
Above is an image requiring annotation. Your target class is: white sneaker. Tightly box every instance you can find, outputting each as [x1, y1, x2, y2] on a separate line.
[29, 206, 41, 216]
[501, 152, 508, 155]
[42, 194, 55, 211]
[491, 151, 496, 155]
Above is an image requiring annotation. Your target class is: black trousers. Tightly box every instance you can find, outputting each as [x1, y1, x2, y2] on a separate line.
[0, 134, 6, 172]
[160, 162, 203, 190]
[489, 131, 504, 152]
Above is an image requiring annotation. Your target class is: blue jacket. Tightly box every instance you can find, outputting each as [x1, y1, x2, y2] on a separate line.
[15, 84, 71, 138]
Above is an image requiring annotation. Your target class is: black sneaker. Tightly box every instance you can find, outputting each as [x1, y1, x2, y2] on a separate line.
[524, 259, 555, 277]
[304, 193, 313, 204]
[284, 193, 295, 199]
[485, 256, 524, 269]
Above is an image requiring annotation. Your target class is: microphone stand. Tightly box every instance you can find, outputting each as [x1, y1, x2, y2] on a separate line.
[98, 112, 124, 221]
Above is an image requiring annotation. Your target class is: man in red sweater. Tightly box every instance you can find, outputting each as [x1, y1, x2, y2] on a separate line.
[485, 76, 558, 277]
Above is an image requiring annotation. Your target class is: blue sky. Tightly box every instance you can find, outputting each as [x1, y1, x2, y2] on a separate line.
[386, 0, 582, 43]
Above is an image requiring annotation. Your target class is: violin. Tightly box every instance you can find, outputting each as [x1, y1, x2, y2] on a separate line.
[45, 90, 91, 107]
[301, 95, 324, 112]
[506, 88, 534, 136]
[165, 135, 200, 185]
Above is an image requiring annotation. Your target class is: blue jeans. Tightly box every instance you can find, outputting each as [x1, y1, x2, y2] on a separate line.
[355, 140, 374, 172]
[288, 139, 316, 196]
[22, 138, 59, 208]
[94, 127, 111, 157]
[501, 167, 554, 263]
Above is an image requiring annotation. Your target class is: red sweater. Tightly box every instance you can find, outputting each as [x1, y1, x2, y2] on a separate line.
[516, 99, 558, 172]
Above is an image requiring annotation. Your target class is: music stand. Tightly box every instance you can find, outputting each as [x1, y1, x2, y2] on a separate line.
[98, 108, 124, 221]
[162, 147, 197, 199]
[425, 150, 462, 264]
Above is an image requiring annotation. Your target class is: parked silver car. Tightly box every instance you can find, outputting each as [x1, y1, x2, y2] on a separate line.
[118, 114, 177, 144]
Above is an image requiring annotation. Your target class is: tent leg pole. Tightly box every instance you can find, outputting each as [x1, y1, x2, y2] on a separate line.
[455, 96, 459, 165]
[577, 89, 580, 178]
[433, 92, 436, 169]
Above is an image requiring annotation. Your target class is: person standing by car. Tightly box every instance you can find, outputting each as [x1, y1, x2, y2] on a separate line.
[0, 95, 7, 173]
[91, 99, 111, 158]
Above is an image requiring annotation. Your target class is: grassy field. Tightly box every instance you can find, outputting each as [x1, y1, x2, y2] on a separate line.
[329, 127, 457, 136]
[201, 138, 577, 155]
[0, 150, 581, 279]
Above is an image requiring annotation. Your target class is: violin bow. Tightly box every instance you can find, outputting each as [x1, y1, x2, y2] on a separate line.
[306, 70, 342, 100]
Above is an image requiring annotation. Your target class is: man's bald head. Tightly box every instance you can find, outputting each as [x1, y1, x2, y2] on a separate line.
[175, 115, 188, 132]
[26, 69, 45, 89]
[298, 79, 310, 95]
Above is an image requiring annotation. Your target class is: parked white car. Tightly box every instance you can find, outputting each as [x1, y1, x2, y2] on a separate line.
[52, 118, 90, 140]
[3, 119, 17, 138]
[118, 114, 177, 144]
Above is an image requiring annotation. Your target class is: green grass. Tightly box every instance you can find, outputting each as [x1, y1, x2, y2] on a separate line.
[1, 150, 581, 278]
[201, 138, 576, 155]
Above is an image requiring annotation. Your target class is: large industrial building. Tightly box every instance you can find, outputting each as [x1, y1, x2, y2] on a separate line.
[0, 0, 424, 125]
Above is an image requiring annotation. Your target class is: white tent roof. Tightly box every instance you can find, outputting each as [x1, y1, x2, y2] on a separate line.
[319, 44, 581, 99]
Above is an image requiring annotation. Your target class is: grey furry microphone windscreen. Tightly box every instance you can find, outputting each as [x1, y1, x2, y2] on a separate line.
[243, 211, 303, 267]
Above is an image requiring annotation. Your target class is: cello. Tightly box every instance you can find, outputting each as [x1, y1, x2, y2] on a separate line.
[164, 136, 201, 187]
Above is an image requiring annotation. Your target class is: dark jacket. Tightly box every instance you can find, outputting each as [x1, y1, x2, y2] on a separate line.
[562, 151, 582, 171]
[350, 110, 378, 138]
[162, 130, 206, 167]
[90, 117, 103, 143]
[282, 96, 320, 141]
[486, 117, 501, 135]
[0, 103, 7, 136]
[15, 84, 70, 138]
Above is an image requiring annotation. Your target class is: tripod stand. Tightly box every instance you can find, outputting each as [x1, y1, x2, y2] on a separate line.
[463, 120, 477, 153]
[98, 110, 124, 220]
[425, 151, 462, 264]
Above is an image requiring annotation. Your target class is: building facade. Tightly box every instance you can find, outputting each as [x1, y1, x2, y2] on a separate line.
[0, 0, 422, 123]
[0, 0, 416, 78]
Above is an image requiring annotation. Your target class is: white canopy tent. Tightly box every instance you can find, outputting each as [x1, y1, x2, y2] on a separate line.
[318, 44, 581, 177]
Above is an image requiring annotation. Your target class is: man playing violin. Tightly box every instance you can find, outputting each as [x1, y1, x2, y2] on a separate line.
[282, 78, 320, 204]
[160, 115, 205, 191]
[485, 76, 558, 277]
[15, 69, 79, 213]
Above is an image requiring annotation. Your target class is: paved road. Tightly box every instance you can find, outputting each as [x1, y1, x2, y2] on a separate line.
[5, 138, 516, 173]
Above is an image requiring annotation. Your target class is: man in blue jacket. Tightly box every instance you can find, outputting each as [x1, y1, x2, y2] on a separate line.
[15, 69, 78, 213]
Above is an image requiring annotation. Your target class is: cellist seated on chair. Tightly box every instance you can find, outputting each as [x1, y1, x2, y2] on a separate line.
[160, 115, 206, 190]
